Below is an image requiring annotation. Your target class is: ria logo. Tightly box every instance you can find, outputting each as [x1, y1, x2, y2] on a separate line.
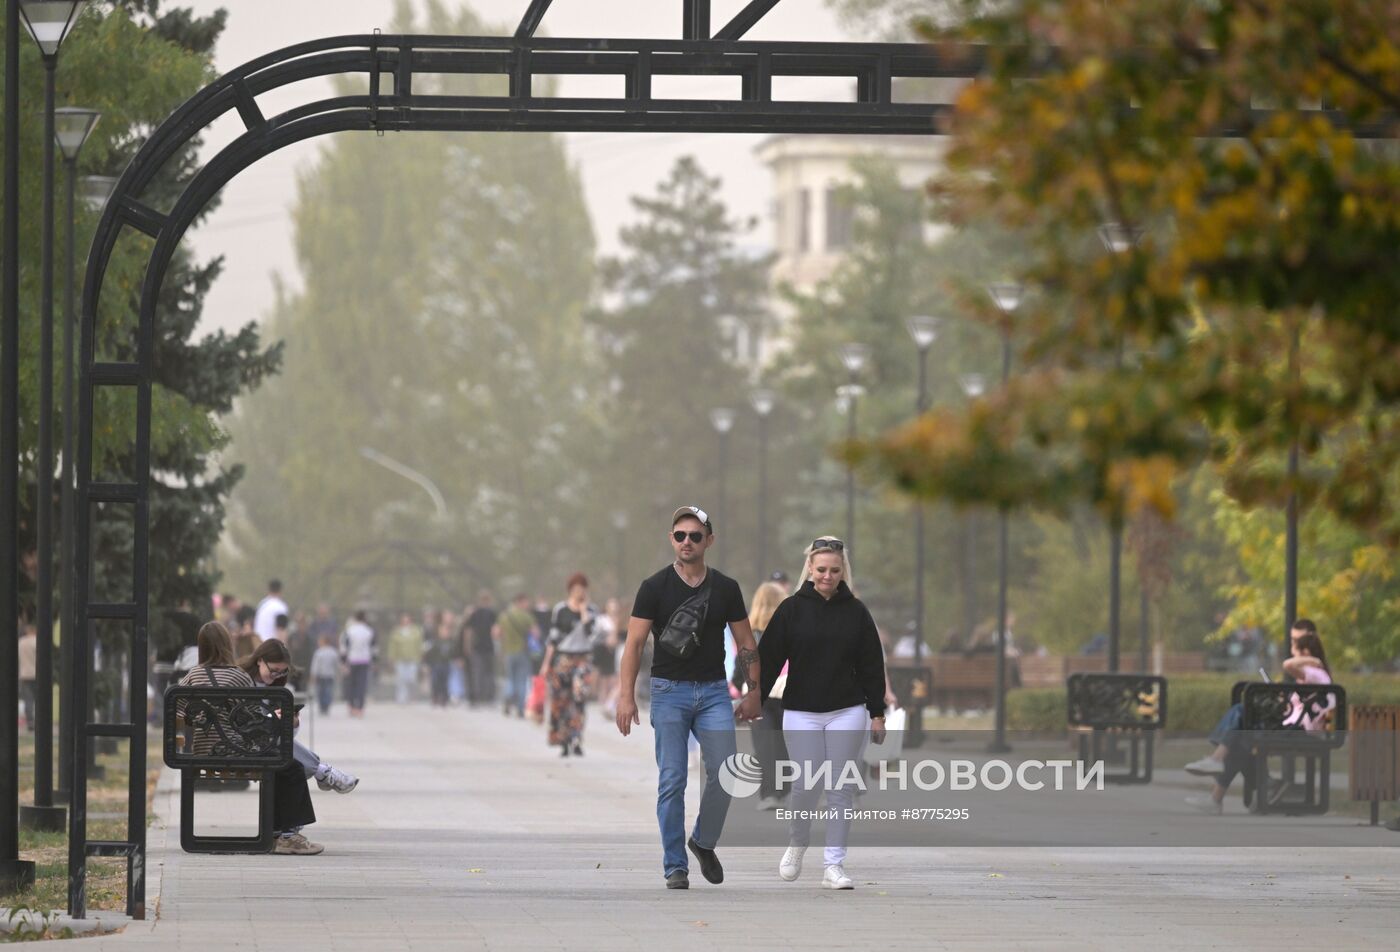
[717, 752, 763, 799]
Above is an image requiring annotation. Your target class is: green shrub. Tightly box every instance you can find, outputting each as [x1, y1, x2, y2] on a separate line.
[1006, 688, 1065, 731]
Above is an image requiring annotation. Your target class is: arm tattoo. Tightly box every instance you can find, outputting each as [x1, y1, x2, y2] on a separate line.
[736, 647, 759, 673]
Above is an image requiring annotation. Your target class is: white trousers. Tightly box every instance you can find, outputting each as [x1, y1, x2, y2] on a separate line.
[782, 704, 869, 867]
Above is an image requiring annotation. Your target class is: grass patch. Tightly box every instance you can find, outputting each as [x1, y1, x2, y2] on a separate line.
[3, 729, 162, 916]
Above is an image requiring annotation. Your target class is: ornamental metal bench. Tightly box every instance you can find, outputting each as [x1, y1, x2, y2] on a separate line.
[1233, 681, 1347, 816]
[162, 685, 296, 853]
[1066, 673, 1167, 784]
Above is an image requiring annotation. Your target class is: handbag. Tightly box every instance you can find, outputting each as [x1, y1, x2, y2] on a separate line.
[526, 674, 547, 721]
[656, 586, 710, 660]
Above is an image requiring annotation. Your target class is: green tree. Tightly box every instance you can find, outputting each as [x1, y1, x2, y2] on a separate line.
[5, 3, 279, 654]
[589, 156, 769, 586]
[858, 0, 1400, 541]
[224, 0, 596, 608]
[771, 156, 1037, 642]
[1212, 483, 1400, 669]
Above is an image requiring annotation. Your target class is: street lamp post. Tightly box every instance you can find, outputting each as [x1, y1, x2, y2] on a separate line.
[985, 283, 1024, 754]
[1097, 222, 1146, 673]
[359, 446, 448, 521]
[709, 408, 735, 563]
[19, 0, 87, 835]
[1283, 319, 1302, 662]
[750, 389, 775, 582]
[2, 0, 36, 891]
[53, 105, 99, 803]
[837, 343, 869, 556]
[906, 318, 939, 661]
[959, 373, 985, 649]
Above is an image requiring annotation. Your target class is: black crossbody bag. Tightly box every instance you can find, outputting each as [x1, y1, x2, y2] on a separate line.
[656, 584, 711, 660]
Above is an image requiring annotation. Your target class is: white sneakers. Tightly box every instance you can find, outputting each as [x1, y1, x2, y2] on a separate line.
[779, 845, 806, 881]
[317, 764, 360, 794]
[779, 847, 854, 889]
[822, 864, 854, 890]
[1183, 756, 1225, 777]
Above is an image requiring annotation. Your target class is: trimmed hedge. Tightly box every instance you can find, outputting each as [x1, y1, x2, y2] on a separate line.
[1006, 673, 1400, 733]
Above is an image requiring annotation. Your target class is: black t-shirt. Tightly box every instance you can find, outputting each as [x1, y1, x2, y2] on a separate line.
[465, 607, 497, 655]
[632, 565, 747, 682]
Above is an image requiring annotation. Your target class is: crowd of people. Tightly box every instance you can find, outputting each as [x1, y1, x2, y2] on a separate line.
[176, 504, 894, 878]
[155, 496, 1370, 880]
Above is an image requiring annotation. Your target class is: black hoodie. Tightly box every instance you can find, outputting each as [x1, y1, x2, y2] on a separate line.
[758, 580, 886, 719]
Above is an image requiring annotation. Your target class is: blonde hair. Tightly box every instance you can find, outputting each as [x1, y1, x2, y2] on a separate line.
[795, 535, 855, 594]
[748, 581, 787, 632]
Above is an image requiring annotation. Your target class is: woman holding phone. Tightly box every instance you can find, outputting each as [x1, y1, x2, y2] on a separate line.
[1184, 619, 1334, 814]
[540, 572, 599, 757]
[759, 536, 887, 890]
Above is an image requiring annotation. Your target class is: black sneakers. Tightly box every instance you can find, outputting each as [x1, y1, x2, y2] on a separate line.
[687, 837, 724, 884]
[665, 870, 690, 890]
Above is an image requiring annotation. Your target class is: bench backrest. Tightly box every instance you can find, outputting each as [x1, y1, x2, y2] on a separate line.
[163, 685, 296, 770]
[1066, 673, 1167, 729]
[930, 655, 999, 687]
[1236, 681, 1347, 742]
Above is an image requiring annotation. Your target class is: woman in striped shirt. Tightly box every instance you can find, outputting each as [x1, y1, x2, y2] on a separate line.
[179, 624, 322, 854]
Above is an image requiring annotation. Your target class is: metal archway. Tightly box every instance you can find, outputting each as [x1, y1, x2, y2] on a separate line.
[68, 8, 966, 917]
[313, 540, 494, 615]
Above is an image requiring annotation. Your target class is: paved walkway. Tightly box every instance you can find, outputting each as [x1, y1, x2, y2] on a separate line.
[80, 701, 1396, 951]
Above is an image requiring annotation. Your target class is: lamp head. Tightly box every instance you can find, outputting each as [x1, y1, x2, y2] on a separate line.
[709, 407, 736, 435]
[19, 1, 88, 59]
[1098, 222, 1145, 254]
[54, 106, 100, 161]
[986, 283, 1025, 315]
[906, 315, 941, 351]
[838, 343, 870, 376]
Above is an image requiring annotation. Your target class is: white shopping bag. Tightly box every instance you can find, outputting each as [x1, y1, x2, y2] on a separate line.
[863, 706, 906, 764]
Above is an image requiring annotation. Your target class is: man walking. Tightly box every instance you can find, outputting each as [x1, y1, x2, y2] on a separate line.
[253, 579, 289, 644]
[387, 613, 425, 704]
[616, 506, 760, 890]
[463, 591, 498, 706]
[496, 593, 537, 717]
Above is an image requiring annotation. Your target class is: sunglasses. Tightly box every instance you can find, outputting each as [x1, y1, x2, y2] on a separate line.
[811, 538, 845, 552]
[673, 530, 706, 544]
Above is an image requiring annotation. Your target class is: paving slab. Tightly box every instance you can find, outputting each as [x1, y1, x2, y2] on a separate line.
[71, 700, 1399, 951]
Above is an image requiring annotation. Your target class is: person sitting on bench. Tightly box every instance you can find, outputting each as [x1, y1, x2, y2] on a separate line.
[179, 623, 321, 853]
[1183, 620, 1333, 814]
[240, 639, 360, 794]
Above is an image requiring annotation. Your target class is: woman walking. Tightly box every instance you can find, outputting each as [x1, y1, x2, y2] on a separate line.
[540, 572, 597, 757]
[759, 537, 887, 890]
[339, 610, 376, 717]
[737, 580, 790, 811]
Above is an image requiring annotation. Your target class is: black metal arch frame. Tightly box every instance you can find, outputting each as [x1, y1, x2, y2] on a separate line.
[315, 539, 493, 613]
[67, 13, 964, 917]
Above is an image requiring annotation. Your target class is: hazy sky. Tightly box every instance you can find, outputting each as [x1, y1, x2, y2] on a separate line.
[180, 1, 867, 336]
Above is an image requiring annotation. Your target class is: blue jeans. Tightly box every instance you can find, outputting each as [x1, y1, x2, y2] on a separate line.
[1209, 703, 1249, 792]
[649, 677, 736, 877]
[504, 651, 533, 713]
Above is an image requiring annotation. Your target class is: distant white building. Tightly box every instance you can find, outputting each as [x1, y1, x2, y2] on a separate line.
[757, 134, 947, 292]
[751, 133, 949, 364]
